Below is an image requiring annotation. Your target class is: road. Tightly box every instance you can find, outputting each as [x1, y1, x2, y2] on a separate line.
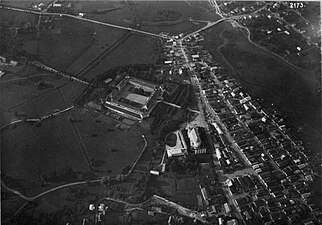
[233, 21, 306, 72]
[97, 195, 209, 224]
[178, 36, 246, 224]
[30, 61, 92, 85]
[182, 17, 226, 40]
[1, 179, 100, 202]
[0, 73, 53, 84]
[124, 134, 148, 177]
[0, 105, 74, 130]
[1, 129, 147, 223]
[0, 5, 168, 40]
[206, 0, 309, 72]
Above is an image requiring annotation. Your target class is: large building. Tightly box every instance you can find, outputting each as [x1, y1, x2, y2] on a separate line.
[187, 127, 201, 149]
[104, 76, 164, 120]
[165, 130, 188, 157]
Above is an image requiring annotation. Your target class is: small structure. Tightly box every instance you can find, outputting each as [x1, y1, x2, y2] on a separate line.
[226, 218, 238, 225]
[10, 60, 18, 67]
[98, 203, 105, 212]
[52, 3, 62, 7]
[0, 71, 6, 78]
[103, 78, 112, 84]
[150, 170, 160, 176]
[89, 204, 95, 211]
[223, 203, 230, 214]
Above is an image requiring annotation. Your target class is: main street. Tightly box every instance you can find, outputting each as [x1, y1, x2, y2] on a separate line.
[178, 38, 247, 223]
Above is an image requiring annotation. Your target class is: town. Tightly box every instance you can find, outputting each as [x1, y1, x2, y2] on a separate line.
[1, 1, 321, 225]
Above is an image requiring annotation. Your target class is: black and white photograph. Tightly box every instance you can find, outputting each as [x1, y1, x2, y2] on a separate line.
[0, 0, 321, 224]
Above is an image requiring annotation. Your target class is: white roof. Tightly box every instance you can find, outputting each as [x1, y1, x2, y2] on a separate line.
[166, 130, 187, 157]
[187, 127, 201, 148]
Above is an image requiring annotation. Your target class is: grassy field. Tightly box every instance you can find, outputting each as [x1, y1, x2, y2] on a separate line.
[0, 65, 147, 222]
[65, 23, 127, 75]
[72, 112, 145, 176]
[131, 0, 210, 22]
[84, 35, 156, 80]
[191, 8, 221, 22]
[156, 175, 199, 208]
[0, 64, 144, 192]
[0, 8, 37, 25]
[141, 20, 202, 35]
[1, 68, 89, 191]
[82, 5, 134, 27]
[37, 16, 93, 70]
[0, 68, 72, 115]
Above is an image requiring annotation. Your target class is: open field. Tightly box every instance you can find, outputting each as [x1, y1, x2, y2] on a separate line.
[72, 112, 145, 176]
[1, 70, 91, 193]
[72, 1, 124, 13]
[141, 20, 202, 35]
[65, 23, 127, 75]
[191, 8, 220, 22]
[0, 69, 74, 115]
[79, 4, 135, 27]
[156, 175, 199, 209]
[0, 9, 94, 70]
[0, 8, 37, 24]
[131, 0, 210, 23]
[0, 64, 144, 195]
[37, 16, 93, 70]
[83, 35, 155, 80]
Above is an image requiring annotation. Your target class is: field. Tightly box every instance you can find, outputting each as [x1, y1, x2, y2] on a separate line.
[83, 35, 156, 80]
[131, 0, 210, 22]
[36, 16, 93, 70]
[65, 23, 128, 75]
[0, 66, 145, 221]
[79, 4, 135, 27]
[156, 175, 200, 209]
[0, 8, 37, 24]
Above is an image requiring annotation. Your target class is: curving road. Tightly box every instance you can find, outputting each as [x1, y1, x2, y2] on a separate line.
[96, 195, 209, 224]
[0, 105, 74, 130]
[1, 179, 100, 202]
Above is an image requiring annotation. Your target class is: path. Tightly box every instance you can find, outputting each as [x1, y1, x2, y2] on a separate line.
[1, 179, 100, 202]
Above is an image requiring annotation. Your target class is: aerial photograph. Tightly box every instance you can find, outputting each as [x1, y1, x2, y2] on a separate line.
[0, 0, 321, 224]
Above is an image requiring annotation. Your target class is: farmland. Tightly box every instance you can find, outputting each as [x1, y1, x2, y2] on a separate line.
[0, 66, 145, 220]
[130, 0, 211, 23]
[65, 23, 128, 76]
[82, 35, 156, 80]
[37, 16, 93, 70]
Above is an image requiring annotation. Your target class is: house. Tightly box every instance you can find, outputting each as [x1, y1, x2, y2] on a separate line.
[52, 3, 62, 7]
[150, 170, 160, 176]
[223, 203, 230, 214]
[10, 60, 18, 67]
[103, 78, 112, 84]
